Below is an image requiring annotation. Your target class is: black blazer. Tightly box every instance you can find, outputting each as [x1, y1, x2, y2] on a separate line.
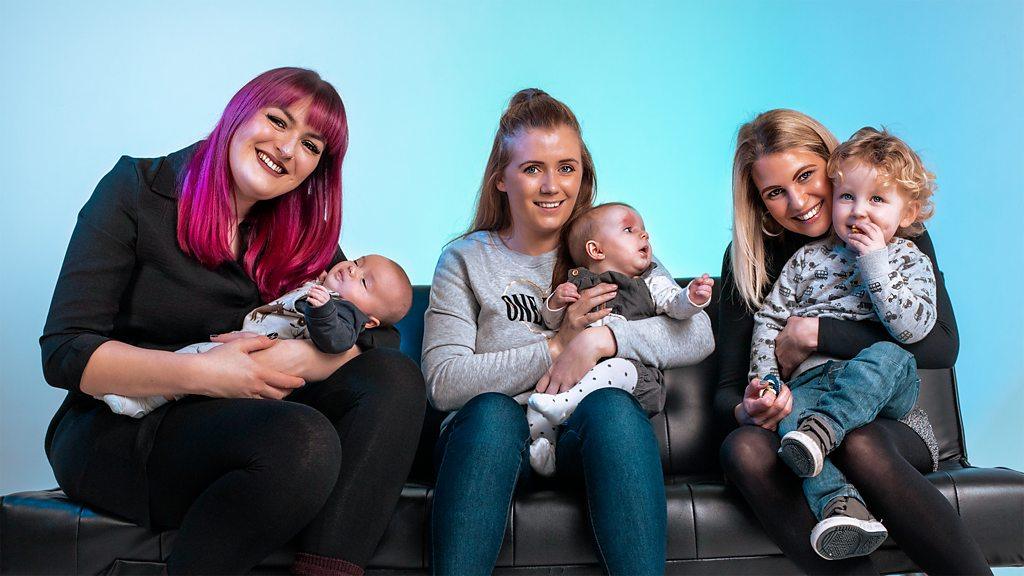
[40, 143, 397, 525]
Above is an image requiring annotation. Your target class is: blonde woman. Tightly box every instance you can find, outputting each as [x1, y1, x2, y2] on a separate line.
[715, 110, 989, 573]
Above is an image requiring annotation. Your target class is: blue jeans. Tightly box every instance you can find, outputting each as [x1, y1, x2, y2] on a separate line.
[431, 389, 666, 575]
[780, 341, 921, 519]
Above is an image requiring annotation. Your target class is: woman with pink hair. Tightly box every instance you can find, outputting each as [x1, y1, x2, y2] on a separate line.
[40, 67, 424, 575]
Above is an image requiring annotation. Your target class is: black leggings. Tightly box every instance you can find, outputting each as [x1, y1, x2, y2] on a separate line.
[720, 419, 990, 575]
[147, 348, 425, 574]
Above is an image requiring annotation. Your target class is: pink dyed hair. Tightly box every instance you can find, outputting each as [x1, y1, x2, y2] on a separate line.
[177, 67, 348, 301]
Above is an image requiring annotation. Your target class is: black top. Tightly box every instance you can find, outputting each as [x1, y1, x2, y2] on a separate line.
[714, 230, 959, 431]
[296, 297, 371, 354]
[39, 143, 398, 525]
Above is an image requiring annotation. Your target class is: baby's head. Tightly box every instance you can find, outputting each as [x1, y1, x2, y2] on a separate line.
[564, 202, 652, 277]
[827, 127, 936, 245]
[321, 254, 413, 329]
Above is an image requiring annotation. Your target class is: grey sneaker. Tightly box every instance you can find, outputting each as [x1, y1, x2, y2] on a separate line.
[810, 496, 888, 560]
[779, 415, 837, 477]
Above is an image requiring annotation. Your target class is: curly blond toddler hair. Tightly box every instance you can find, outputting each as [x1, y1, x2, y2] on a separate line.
[827, 127, 936, 237]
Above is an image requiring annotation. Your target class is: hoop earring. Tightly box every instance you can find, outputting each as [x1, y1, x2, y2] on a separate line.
[761, 212, 782, 237]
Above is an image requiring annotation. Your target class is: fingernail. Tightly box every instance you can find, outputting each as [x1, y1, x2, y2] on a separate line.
[209, 334, 219, 338]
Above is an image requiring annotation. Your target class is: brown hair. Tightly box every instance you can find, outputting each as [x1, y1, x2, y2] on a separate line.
[551, 202, 635, 289]
[730, 109, 839, 309]
[827, 127, 935, 237]
[464, 89, 596, 239]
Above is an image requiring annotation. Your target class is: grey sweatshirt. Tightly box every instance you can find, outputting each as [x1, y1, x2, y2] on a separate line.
[422, 231, 715, 412]
[750, 235, 937, 382]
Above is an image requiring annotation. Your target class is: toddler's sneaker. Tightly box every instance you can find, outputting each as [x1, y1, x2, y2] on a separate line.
[779, 414, 837, 477]
[810, 496, 888, 560]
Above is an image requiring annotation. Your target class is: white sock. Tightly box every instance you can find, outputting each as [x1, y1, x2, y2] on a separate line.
[101, 394, 177, 418]
[529, 437, 557, 477]
[528, 358, 639, 426]
[527, 405, 558, 476]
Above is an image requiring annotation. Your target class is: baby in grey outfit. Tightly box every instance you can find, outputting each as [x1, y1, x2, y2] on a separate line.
[101, 255, 412, 417]
[528, 203, 714, 475]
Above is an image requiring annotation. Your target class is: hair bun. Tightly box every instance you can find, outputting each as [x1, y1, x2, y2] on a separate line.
[508, 88, 549, 108]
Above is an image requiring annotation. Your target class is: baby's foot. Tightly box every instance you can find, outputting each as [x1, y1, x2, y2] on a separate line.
[529, 437, 557, 477]
[528, 393, 569, 426]
[102, 394, 172, 419]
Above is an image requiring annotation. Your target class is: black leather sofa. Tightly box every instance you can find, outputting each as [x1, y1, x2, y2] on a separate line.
[3, 280, 1023, 575]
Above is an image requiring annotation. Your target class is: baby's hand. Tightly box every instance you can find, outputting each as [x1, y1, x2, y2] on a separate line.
[306, 285, 331, 308]
[847, 221, 887, 256]
[689, 274, 714, 305]
[549, 282, 580, 309]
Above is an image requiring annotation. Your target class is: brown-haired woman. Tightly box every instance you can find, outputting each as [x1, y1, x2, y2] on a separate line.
[421, 89, 714, 574]
[716, 109, 989, 574]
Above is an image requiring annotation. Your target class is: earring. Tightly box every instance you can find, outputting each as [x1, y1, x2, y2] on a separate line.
[760, 211, 782, 237]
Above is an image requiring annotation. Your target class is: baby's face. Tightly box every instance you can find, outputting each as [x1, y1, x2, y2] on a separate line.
[322, 255, 405, 323]
[592, 205, 652, 276]
[832, 160, 917, 246]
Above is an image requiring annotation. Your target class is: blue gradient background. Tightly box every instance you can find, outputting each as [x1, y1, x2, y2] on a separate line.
[2, 0, 1021, 534]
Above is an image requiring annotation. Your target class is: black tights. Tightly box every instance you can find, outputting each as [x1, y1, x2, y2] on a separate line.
[720, 420, 990, 575]
[147, 348, 425, 574]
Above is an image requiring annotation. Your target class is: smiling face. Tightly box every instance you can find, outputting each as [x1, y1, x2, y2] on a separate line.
[321, 254, 411, 327]
[832, 160, 919, 246]
[751, 149, 833, 238]
[228, 96, 326, 217]
[587, 205, 652, 276]
[496, 125, 583, 254]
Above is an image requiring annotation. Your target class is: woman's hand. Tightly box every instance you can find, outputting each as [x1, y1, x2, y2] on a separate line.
[774, 316, 818, 379]
[549, 283, 617, 354]
[735, 378, 793, 431]
[189, 336, 306, 400]
[250, 338, 360, 383]
[538, 327, 616, 394]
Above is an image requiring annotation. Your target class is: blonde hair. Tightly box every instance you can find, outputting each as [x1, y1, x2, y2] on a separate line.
[730, 109, 839, 310]
[827, 127, 936, 238]
[464, 89, 596, 238]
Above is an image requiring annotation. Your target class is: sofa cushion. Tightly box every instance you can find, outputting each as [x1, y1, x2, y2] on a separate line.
[3, 465, 1021, 573]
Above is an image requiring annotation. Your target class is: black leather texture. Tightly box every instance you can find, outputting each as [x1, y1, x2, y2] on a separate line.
[3, 281, 1022, 574]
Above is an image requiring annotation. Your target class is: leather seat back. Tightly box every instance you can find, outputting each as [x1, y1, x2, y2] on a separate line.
[395, 280, 967, 481]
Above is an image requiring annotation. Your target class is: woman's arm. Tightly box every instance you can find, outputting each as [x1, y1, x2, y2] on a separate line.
[713, 246, 795, 430]
[714, 246, 756, 428]
[82, 338, 305, 399]
[41, 157, 302, 399]
[606, 259, 715, 369]
[421, 249, 552, 412]
[814, 230, 959, 367]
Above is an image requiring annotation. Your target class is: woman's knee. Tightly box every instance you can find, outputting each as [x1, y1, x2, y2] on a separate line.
[831, 423, 892, 475]
[452, 392, 529, 447]
[719, 426, 779, 481]
[247, 403, 342, 489]
[575, 387, 644, 423]
[348, 348, 427, 413]
[569, 388, 650, 443]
